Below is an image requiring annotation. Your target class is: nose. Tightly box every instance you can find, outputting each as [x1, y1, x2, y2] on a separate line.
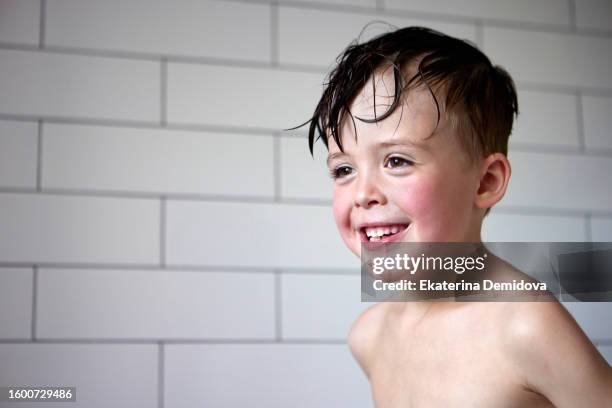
[354, 173, 386, 208]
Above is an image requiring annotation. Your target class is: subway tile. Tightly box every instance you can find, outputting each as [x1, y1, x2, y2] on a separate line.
[166, 200, 358, 269]
[282, 273, 367, 339]
[0, 343, 158, 408]
[0, 0, 40, 45]
[385, 0, 570, 26]
[598, 345, 612, 365]
[280, 0, 375, 6]
[575, 0, 612, 31]
[510, 90, 579, 148]
[42, 123, 274, 197]
[483, 212, 586, 242]
[167, 63, 323, 130]
[165, 344, 371, 408]
[562, 302, 612, 339]
[0, 49, 159, 121]
[279, 6, 477, 67]
[37, 268, 275, 339]
[503, 152, 612, 212]
[582, 95, 612, 151]
[46, 0, 271, 61]
[0, 120, 37, 188]
[0, 193, 159, 264]
[590, 217, 612, 241]
[0, 268, 32, 339]
[280, 135, 332, 199]
[483, 27, 612, 89]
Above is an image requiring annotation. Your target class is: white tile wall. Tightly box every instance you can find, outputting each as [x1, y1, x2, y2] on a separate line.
[575, 0, 612, 31]
[510, 90, 580, 148]
[165, 344, 372, 408]
[504, 152, 612, 212]
[42, 123, 275, 196]
[0, 120, 37, 188]
[46, 0, 271, 61]
[385, 0, 571, 26]
[0, 49, 160, 121]
[562, 302, 612, 339]
[0, 193, 159, 264]
[0, 268, 32, 339]
[36, 268, 275, 339]
[281, 273, 368, 339]
[483, 212, 587, 242]
[280, 135, 332, 199]
[483, 27, 612, 89]
[0, 0, 40, 45]
[279, 0, 376, 6]
[583, 95, 612, 151]
[1, 1, 611, 406]
[279, 6, 477, 67]
[599, 345, 612, 365]
[166, 200, 357, 268]
[591, 217, 612, 241]
[0, 344, 158, 408]
[167, 63, 324, 130]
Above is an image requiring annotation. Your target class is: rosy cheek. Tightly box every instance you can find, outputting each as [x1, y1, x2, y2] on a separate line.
[332, 187, 351, 229]
[394, 177, 455, 238]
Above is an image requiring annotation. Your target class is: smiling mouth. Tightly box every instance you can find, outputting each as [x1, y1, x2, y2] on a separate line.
[360, 224, 410, 242]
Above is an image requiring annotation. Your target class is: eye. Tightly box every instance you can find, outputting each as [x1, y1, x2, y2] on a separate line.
[385, 156, 413, 169]
[329, 165, 354, 180]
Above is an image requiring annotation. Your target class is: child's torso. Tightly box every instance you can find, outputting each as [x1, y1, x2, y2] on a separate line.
[367, 303, 556, 408]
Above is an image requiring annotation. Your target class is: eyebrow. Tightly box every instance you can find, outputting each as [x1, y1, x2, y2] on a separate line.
[326, 139, 428, 167]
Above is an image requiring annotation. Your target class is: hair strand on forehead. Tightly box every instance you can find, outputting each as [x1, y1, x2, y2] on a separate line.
[284, 25, 519, 163]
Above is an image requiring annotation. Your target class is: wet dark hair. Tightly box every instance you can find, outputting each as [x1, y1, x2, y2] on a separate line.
[286, 25, 518, 160]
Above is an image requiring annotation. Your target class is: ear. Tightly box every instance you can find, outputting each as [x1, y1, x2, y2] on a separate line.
[475, 153, 511, 210]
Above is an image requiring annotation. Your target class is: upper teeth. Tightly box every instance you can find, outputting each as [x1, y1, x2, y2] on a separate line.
[364, 225, 402, 238]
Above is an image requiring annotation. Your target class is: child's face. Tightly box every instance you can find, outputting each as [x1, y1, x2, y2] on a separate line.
[327, 68, 484, 258]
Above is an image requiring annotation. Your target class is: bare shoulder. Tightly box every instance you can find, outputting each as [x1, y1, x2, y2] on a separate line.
[347, 302, 388, 378]
[499, 301, 612, 406]
[499, 301, 585, 352]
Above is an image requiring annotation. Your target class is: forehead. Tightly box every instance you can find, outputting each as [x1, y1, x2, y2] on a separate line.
[329, 63, 448, 152]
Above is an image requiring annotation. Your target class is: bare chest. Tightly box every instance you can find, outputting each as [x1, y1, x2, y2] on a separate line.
[367, 315, 554, 408]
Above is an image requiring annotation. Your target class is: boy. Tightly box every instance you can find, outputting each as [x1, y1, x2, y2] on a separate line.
[290, 27, 612, 406]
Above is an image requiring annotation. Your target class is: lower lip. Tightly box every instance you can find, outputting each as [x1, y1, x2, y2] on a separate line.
[360, 225, 409, 250]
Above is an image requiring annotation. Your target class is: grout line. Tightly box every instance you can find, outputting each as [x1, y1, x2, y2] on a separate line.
[568, 0, 577, 32]
[158, 343, 164, 408]
[270, 1, 279, 66]
[516, 82, 612, 97]
[38, 0, 46, 49]
[1, 43, 612, 96]
[160, 197, 166, 267]
[1, 336, 610, 345]
[31, 266, 38, 341]
[585, 213, 592, 242]
[0, 187, 333, 205]
[475, 20, 484, 49]
[2, 188, 612, 217]
[0, 42, 327, 73]
[160, 58, 167, 126]
[0, 112, 310, 138]
[575, 90, 586, 152]
[0, 338, 348, 345]
[0, 261, 358, 275]
[491, 205, 593, 218]
[221, 0, 612, 38]
[275, 270, 282, 341]
[273, 132, 282, 201]
[509, 142, 612, 157]
[36, 120, 43, 191]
